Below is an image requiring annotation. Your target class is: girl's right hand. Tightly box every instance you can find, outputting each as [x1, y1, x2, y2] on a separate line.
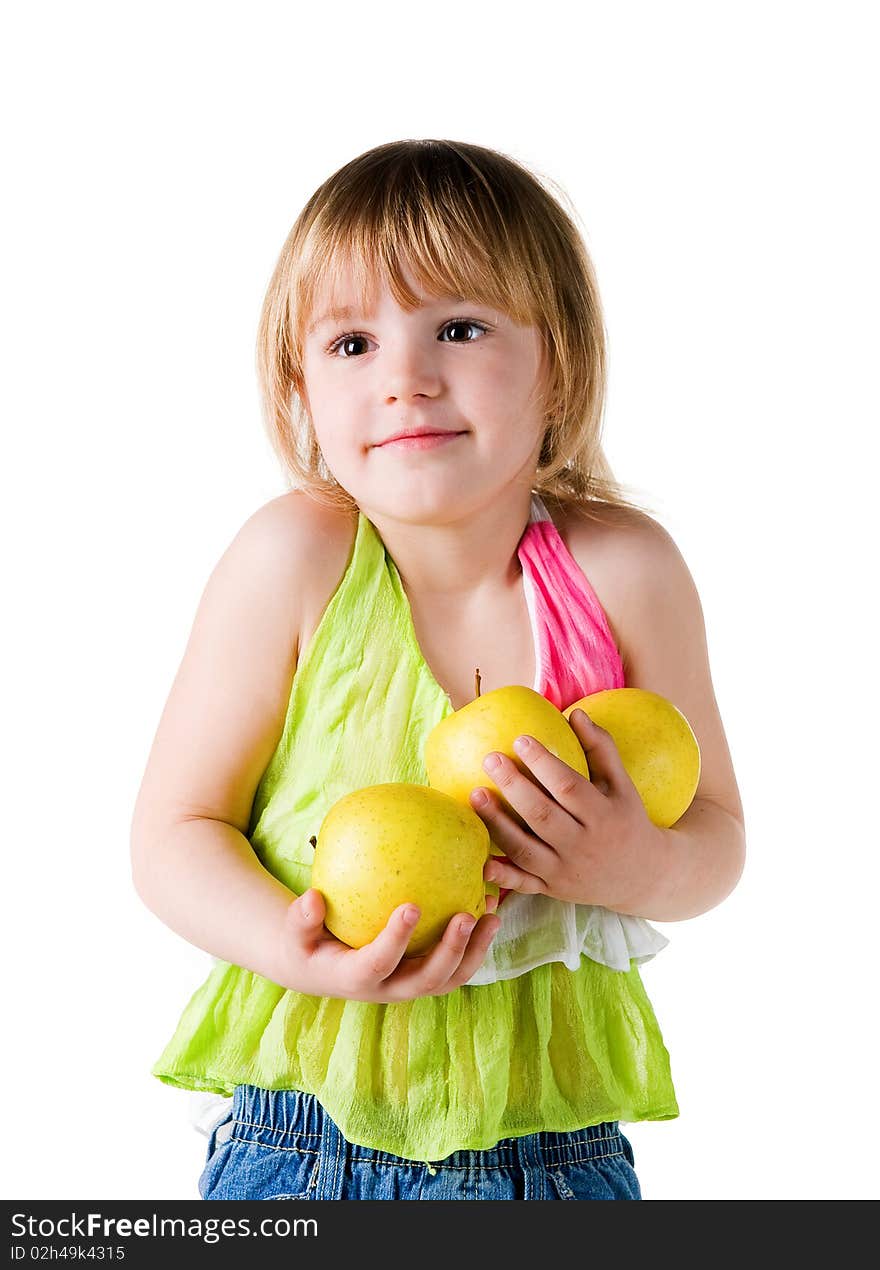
[273, 889, 501, 1002]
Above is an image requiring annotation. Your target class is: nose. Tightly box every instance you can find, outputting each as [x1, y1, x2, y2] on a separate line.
[382, 339, 442, 403]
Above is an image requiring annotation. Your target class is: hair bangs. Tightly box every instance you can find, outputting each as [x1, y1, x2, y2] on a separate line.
[293, 180, 541, 358]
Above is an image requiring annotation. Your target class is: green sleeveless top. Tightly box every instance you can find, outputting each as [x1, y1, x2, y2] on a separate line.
[152, 501, 679, 1161]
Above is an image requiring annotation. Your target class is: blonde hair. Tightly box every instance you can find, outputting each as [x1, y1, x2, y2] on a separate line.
[256, 138, 657, 521]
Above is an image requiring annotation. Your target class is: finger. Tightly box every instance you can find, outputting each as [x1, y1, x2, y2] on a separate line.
[568, 709, 629, 797]
[479, 747, 579, 845]
[352, 903, 421, 982]
[508, 732, 595, 819]
[424, 914, 505, 990]
[484, 853, 547, 896]
[435, 912, 502, 991]
[287, 888, 328, 945]
[410, 910, 490, 992]
[469, 785, 556, 881]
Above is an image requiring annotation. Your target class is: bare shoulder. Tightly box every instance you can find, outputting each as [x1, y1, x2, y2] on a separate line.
[266, 491, 359, 656]
[255, 490, 359, 656]
[549, 493, 668, 552]
[550, 495, 744, 826]
[545, 496, 673, 667]
[129, 489, 357, 848]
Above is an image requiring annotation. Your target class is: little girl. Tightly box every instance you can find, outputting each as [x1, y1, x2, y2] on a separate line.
[131, 138, 746, 1201]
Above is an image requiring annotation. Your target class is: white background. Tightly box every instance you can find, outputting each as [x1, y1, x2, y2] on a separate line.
[3, 0, 877, 1202]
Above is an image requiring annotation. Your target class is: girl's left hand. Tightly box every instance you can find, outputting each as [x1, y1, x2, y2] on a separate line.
[468, 709, 662, 912]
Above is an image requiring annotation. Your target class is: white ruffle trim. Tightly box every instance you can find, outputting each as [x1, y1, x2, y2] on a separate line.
[463, 892, 669, 985]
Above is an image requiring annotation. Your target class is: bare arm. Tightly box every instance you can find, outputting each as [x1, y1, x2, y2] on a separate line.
[625, 797, 746, 921]
[134, 811, 499, 997]
[475, 511, 746, 923]
[611, 516, 746, 920]
[130, 494, 498, 1000]
[130, 494, 308, 980]
[133, 814, 299, 982]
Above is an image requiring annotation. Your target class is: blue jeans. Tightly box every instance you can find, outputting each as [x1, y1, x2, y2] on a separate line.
[198, 1086, 642, 1200]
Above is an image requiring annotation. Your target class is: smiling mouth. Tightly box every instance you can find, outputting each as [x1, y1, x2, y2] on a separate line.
[376, 431, 467, 449]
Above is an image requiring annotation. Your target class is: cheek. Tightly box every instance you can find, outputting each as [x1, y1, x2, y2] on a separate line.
[467, 349, 544, 420]
[312, 424, 364, 473]
[302, 364, 339, 415]
[303, 377, 361, 457]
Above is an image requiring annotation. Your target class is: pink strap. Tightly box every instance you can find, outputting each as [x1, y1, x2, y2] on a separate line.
[518, 498, 625, 710]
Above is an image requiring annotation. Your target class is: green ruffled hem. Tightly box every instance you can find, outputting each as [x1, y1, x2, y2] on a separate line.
[153, 954, 678, 1161]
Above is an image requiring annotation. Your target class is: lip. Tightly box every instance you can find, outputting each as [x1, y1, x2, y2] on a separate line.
[375, 430, 467, 450]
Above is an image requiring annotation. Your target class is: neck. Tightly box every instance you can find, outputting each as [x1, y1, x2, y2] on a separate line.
[363, 487, 536, 604]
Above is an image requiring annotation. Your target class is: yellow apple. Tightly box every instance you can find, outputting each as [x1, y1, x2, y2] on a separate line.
[310, 783, 493, 956]
[563, 687, 700, 827]
[424, 683, 589, 832]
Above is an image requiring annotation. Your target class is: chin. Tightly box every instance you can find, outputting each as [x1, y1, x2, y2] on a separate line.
[363, 481, 475, 524]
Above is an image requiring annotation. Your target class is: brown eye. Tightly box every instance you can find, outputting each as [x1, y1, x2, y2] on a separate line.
[326, 318, 489, 358]
[328, 333, 373, 358]
[440, 320, 488, 343]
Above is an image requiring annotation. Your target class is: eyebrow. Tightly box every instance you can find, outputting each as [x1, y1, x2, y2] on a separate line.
[306, 296, 474, 337]
[307, 306, 365, 336]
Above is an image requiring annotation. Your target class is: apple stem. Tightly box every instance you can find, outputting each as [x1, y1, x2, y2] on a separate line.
[308, 835, 317, 848]
[474, 667, 481, 699]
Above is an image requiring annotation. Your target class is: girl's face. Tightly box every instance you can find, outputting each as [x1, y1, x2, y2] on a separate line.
[300, 264, 548, 522]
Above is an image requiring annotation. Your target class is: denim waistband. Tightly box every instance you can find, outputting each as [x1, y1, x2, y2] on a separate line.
[229, 1085, 626, 1172]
